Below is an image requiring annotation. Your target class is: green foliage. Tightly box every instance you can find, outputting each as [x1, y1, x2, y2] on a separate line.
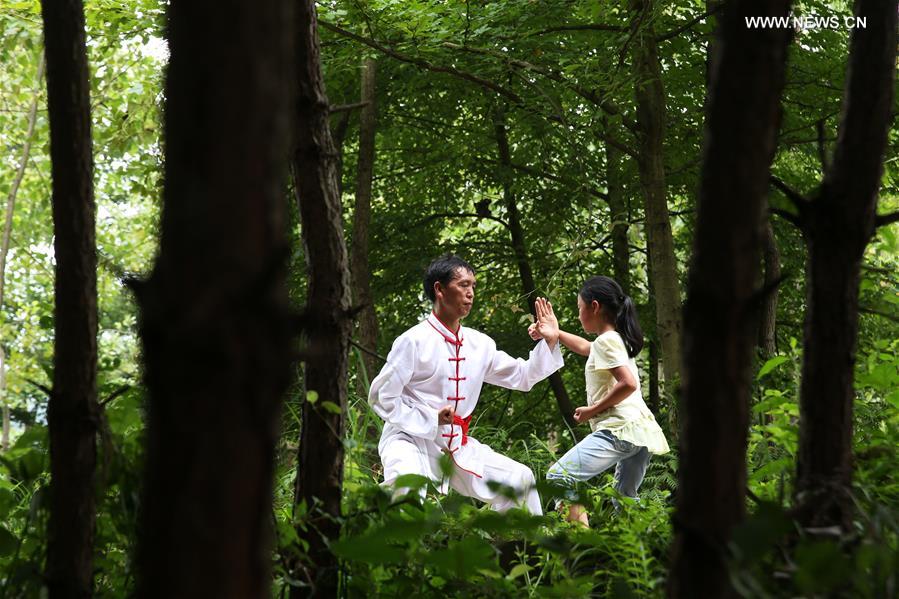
[0, 0, 897, 596]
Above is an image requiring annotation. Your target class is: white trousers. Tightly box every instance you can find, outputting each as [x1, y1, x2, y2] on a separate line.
[380, 433, 543, 515]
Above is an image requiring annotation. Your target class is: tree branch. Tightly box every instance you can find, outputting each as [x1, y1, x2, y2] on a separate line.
[656, 3, 726, 43]
[527, 23, 626, 36]
[350, 339, 386, 364]
[319, 21, 523, 104]
[486, 159, 610, 201]
[769, 175, 810, 212]
[100, 385, 131, 407]
[859, 306, 899, 324]
[441, 41, 638, 134]
[417, 212, 510, 229]
[822, 0, 898, 209]
[329, 101, 369, 114]
[769, 206, 801, 228]
[25, 378, 52, 398]
[875, 211, 899, 228]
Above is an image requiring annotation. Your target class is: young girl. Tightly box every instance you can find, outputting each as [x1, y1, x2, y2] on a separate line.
[530, 276, 669, 526]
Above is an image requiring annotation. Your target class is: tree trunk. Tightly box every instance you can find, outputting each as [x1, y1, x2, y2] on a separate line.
[795, 0, 897, 531]
[1, 54, 45, 453]
[40, 0, 99, 595]
[604, 119, 630, 294]
[628, 0, 683, 426]
[291, 1, 353, 596]
[645, 244, 661, 415]
[134, 1, 295, 596]
[331, 110, 351, 197]
[350, 58, 380, 385]
[758, 220, 780, 356]
[493, 108, 577, 430]
[647, 339, 660, 414]
[669, 1, 792, 597]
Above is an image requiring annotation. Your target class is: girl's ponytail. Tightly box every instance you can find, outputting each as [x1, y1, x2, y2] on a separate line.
[579, 275, 644, 357]
[615, 295, 644, 358]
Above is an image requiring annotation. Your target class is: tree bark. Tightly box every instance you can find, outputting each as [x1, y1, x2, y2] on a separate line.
[40, 0, 99, 595]
[795, 0, 897, 531]
[134, 0, 295, 596]
[628, 0, 683, 425]
[291, 1, 353, 596]
[758, 220, 780, 357]
[493, 107, 577, 430]
[1, 54, 45, 453]
[350, 58, 380, 385]
[669, 1, 792, 597]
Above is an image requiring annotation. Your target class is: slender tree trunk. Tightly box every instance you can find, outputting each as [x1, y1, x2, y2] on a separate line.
[351, 58, 380, 384]
[795, 0, 897, 531]
[604, 119, 630, 294]
[331, 110, 351, 197]
[291, 1, 353, 595]
[758, 221, 780, 356]
[647, 339, 660, 414]
[1, 55, 45, 453]
[494, 108, 577, 430]
[134, 1, 295, 596]
[645, 244, 661, 415]
[669, 1, 792, 597]
[40, 0, 99, 595]
[628, 0, 683, 426]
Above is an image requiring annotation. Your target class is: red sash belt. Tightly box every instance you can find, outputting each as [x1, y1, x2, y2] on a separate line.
[443, 414, 471, 447]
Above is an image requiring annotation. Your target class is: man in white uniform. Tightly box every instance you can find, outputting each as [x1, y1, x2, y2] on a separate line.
[369, 255, 562, 514]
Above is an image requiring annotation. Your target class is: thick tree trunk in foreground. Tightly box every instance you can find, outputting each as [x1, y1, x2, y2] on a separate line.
[795, 0, 897, 531]
[669, 1, 792, 597]
[494, 108, 577, 430]
[135, 1, 294, 596]
[351, 58, 380, 384]
[40, 1, 99, 595]
[291, 1, 353, 596]
[628, 0, 683, 431]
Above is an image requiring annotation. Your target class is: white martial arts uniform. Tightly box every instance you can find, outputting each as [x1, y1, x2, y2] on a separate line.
[369, 312, 564, 514]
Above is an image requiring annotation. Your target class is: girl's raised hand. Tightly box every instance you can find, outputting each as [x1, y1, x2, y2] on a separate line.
[527, 322, 542, 340]
[534, 297, 560, 344]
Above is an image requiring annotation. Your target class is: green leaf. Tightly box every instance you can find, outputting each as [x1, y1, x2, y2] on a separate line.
[506, 563, 531, 580]
[305, 390, 318, 404]
[320, 401, 342, 414]
[0, 487, 15, 520]
[330, 534, 406, 564]
[794, 541, 850, 594]
[749, 457, 792, 483]
[391, 473, 430, 491]
[757, 356, 789, 380]
[424, 537, 498, 579]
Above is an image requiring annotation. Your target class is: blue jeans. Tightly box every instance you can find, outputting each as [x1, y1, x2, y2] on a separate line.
[546, 429, 651, 501]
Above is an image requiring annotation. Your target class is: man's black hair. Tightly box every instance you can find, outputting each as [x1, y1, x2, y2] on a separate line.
[423, 254, 475, 302]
